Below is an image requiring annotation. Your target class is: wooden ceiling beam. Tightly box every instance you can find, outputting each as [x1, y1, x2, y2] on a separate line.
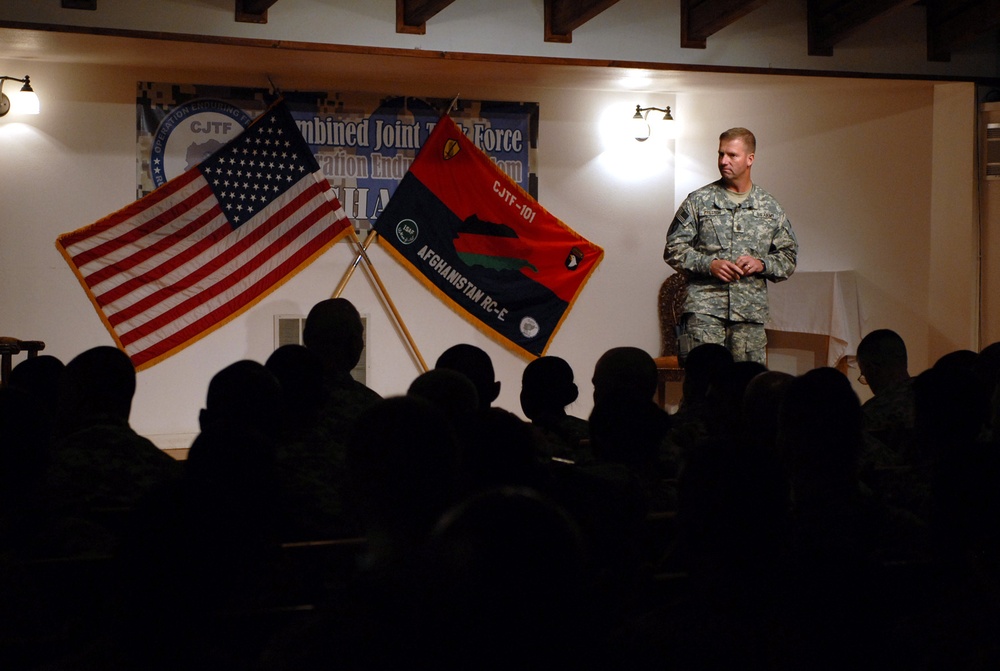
[807, 0, 914, 57]
[544, 0, 623, 43]
[926, 0, 1000, 62]
[236, 0, 280, 24]
[397, 0, 458, 35]
[681, 0, 769, 49]
[235, 0, 998, 63]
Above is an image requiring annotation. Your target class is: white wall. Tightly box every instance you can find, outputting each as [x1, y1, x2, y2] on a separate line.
[0, 2, 986, 447]
[0, 53, 979, 447]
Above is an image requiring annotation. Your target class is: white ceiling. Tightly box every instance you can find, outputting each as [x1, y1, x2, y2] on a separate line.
[0, 24, 942, 98]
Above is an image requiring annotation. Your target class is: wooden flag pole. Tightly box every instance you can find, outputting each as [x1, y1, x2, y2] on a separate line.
[337, 228, 429, 373]
[332, 228, 375, 299]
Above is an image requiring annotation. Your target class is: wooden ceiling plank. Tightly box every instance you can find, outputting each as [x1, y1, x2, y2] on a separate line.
[927, 0, 1000, 62]
[545, 0, 623, 41]
[682, 0, 769, 49]
[808, 0, 915, 57]
[397, 0, 458, 35]
[236, 0, 279, 24]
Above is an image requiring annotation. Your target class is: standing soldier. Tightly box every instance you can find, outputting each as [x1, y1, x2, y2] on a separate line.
[664, 127, 798, 364]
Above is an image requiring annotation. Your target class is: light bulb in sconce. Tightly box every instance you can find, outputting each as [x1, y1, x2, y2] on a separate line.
[632, 106, 651, 142]
[631, 104, 674, 142]
[0, 75, 40, 117]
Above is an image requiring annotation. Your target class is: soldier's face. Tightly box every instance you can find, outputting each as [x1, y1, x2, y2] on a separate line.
[718, 138, 754, 186]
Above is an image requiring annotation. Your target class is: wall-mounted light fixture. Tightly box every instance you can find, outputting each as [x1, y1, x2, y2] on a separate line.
[632, 104, 673, 142]
[0, 75, 40, 117]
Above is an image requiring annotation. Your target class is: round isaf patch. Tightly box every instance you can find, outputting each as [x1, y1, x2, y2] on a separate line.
[520, 316, 540, 339]
[396, 219, 419, 245]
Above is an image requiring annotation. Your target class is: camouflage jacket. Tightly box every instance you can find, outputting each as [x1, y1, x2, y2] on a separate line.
[664, 181, 798, 323]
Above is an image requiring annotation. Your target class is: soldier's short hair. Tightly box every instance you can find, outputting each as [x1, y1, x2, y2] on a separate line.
[720, 127, 756, 154]
[857, 328, 908, 368]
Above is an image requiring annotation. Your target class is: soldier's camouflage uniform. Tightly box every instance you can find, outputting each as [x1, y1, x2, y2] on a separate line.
[664, 181, 798, 362]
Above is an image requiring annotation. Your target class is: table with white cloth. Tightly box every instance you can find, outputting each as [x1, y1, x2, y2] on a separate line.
[765, 270, 864, 371]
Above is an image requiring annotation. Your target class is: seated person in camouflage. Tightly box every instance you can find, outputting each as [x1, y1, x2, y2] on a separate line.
[519, 356, 589, 461]
[856, 328, 915, 463]
[48, 346, 181, 514]
[303, 298, 383, 443]
[664, 127, 798, 364]
[435, 343, 501, 412]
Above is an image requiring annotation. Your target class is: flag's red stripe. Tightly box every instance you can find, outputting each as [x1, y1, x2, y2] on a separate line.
[110, 182, 326, 331]
[117, 189, 334, 343]
[71, 185, 213, 269]
[126, 205, 342, 365]
[128, 225, 336, 368]
[58, 169, 203, 249]
[87, 204, 222, 291]
[63, 171, 206, 256]
[94, 210, 229, 307]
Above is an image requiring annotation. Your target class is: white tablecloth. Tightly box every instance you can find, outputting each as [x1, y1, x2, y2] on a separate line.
[765, 270, 863, 368]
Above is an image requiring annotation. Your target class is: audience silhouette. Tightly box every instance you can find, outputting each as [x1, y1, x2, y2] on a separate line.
[266, 344, 355, 541]
[519, 355, 589, 460]
[46, 346, 181, 519]
[303, 297, 382, 442]
[6, 329, 1000, 669]
[434, 342, 501, 411]
[8, 353, 65, 417]
[407, 367, 479, 427]
[856, 329, 915, 472]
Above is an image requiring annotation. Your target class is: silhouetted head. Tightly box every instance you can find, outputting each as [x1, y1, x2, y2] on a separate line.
[303, 298, 365, 374]
[200, 360, 283, 439]
[742, 370, 794, 450]
[8, 354, 65, 411]
[520, 356, 579, 421]
[705, 360, 769, 429]
[914, 365, 991, 453]
[778, 367, 862, 486]
[681, 343, 734, 407]
[856, 329, 909, 394]
[265, 344, 326, 428]
[59, 346, 137, 428]
[592, 346, 657, 405]
[435, 344, 500, 410]
[589, 394, 669, 468]
[408, 368, 480, 423]
[933, 349, 978, 373]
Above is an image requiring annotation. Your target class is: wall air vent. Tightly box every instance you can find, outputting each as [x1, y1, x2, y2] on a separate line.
[986, 123, 1000, 180]
[274, 314, 368, 386]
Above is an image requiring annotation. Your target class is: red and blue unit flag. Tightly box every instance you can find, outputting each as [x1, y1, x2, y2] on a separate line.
[374, 115, 603, 358]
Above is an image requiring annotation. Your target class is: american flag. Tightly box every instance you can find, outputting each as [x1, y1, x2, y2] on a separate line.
[56, 100, 350, 370]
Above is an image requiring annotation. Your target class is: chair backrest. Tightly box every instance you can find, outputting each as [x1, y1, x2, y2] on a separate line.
[658, 273, 688, 357]
[0, 338, 46, 387]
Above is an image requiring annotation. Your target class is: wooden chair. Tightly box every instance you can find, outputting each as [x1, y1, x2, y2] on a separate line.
[0, 337, 45, 387]
[653, 273, 687, 408]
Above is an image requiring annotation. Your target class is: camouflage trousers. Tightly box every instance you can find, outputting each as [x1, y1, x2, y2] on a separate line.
[682, 312, 767, 365]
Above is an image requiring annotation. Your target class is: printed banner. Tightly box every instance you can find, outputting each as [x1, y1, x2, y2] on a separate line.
[58, 100, 351, 370]
[137, 83, 538, 232]
[374, 115, 603, 358]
